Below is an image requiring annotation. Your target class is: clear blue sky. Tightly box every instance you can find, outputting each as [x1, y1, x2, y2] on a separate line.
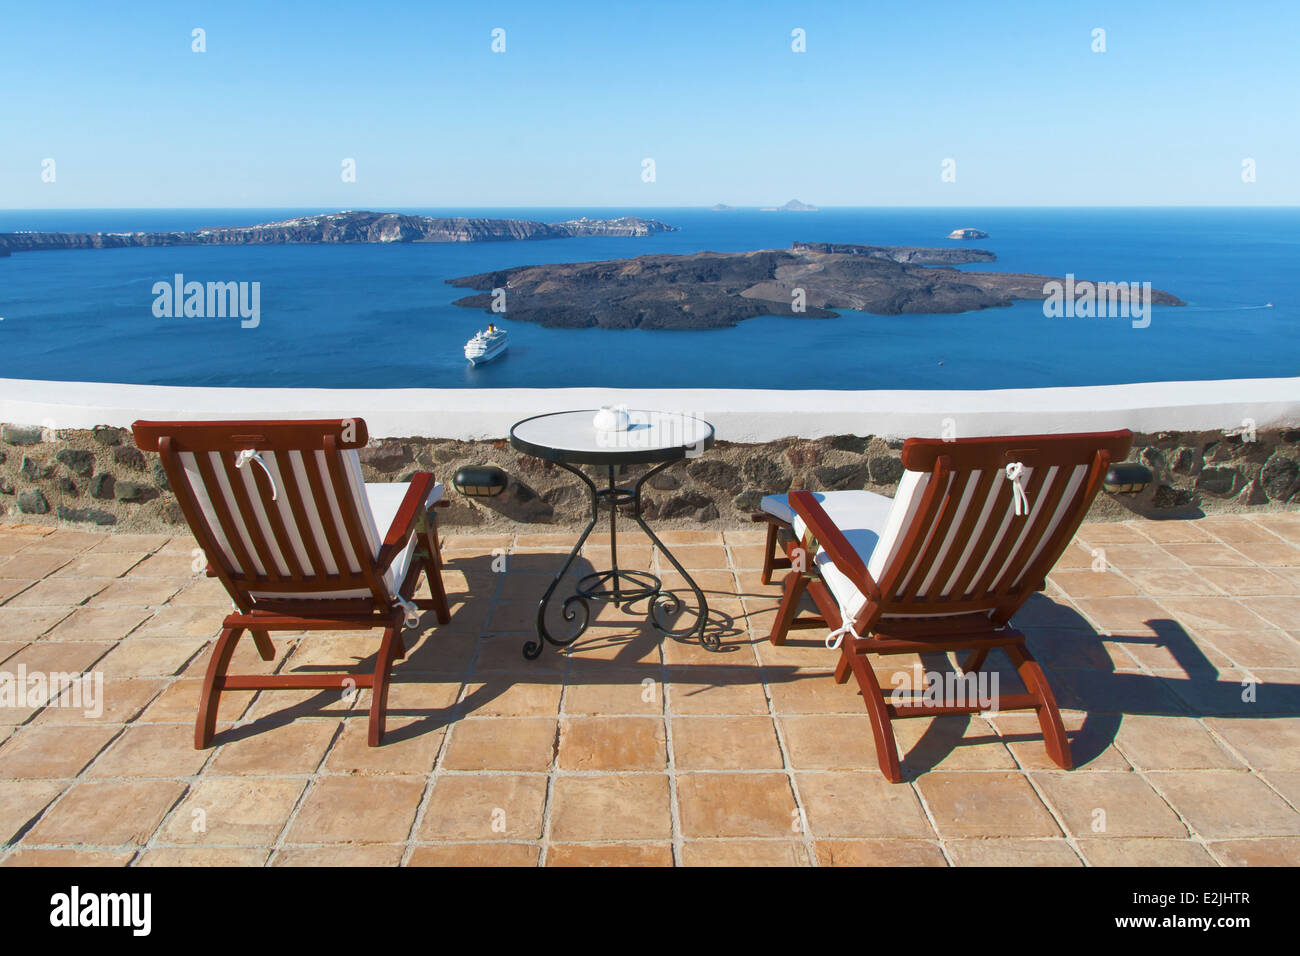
[2, 0, 1296, 208]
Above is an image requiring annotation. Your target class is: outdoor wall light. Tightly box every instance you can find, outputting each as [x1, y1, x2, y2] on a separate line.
[453, 465, 508, 497]
[1103, 462, 1153, 494]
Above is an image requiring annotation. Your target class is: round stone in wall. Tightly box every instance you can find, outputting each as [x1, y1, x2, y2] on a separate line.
[1260, 453, 1300, 501]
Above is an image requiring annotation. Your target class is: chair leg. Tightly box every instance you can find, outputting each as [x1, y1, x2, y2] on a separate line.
[960, 647, 989, 674]
[767, 571, 809, 645]
[760, 521, 779, 585]
[834, 646, 853, 684]
[196, 627, 243, 749]
[250, 629, 275, 661]
[367, 625, 402, 746]
[1005, 643, 1073, 770]
[422, 519, 451, 625]
[847, 651, 903, 782]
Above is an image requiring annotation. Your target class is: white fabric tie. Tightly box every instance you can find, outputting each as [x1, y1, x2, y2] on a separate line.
[394, 596, 420, 628]
[235, 449, 278, 501]
[825, 604, 861, 650]
[1005, 461, 1030, 516]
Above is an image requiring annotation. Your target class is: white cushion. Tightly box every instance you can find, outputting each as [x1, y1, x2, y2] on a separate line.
[760, 489, 891, 526]
[762, 490, 897, 621]
[367, 480, 445, 596]
[366, 480, 445, 542]
[769, 478, 925, 622]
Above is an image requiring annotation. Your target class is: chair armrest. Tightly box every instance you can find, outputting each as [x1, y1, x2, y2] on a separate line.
[787, 490, 882, 605]
[376, 472, 437, 573]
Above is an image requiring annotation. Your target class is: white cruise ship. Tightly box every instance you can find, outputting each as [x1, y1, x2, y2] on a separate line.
[464, 324, 508, 366]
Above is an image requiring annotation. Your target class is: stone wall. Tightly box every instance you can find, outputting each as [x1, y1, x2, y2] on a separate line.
[2, 423, 1298, 533]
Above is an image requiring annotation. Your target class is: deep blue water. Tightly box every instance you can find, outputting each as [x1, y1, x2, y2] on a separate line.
[0, 207, 1295, 389]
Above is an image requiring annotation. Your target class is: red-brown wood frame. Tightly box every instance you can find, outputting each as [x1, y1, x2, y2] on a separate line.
[762, 430, 1132, 781]
[133, 419, 452, 748]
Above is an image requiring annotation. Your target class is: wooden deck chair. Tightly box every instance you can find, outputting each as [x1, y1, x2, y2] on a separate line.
[765, 430, 1132, 781]
[132, 419, 452, 748]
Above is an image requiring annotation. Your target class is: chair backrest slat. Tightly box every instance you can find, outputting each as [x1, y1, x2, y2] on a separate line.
[988, 465, 1063, 596]
[921, 469, 994, 603]
[191, 450, 261, 579]
[324, 435, 387, 589]
[939, 468, 1015, 601]
[248, 453, 307, 580]
[273, 454, 329, 579]
[888, 467, 954, 604]
[996, 451, 1108, 619]
[216, 450, 283, 583]
[991, 464, 1073, 598]
[966, 462, 1053, 599]
[861, 431, 1131, 628]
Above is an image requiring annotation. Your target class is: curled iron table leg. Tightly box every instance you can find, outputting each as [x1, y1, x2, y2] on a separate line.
[523, 458, 716, 659]
[524, 462, 599, 660]
[632, 460, 714, 649]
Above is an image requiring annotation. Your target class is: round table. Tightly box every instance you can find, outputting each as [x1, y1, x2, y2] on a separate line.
[509, 409, 718, 660]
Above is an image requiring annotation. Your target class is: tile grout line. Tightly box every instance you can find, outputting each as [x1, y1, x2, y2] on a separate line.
[1058, 530, 1232, 865]
[658, 573, 684, 868]
[649, 536, 685, 867]
[731, 534, 819, 867]
[0, 537, 193, 861]
[255, 719, 345, 868]
[404, 534, 508, 866]
[1049, 520, 1296, 864]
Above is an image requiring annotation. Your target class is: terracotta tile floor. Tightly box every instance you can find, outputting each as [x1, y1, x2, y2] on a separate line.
[0, 512, 1298, 867]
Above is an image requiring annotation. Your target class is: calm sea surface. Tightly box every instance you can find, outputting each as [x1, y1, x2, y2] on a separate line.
[0, 207, 1295, 389]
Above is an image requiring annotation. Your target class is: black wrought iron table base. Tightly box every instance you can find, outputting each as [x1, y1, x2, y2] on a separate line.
[523, 460, 716, 660]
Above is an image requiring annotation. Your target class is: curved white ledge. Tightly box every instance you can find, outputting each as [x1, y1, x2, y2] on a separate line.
[0, 377, 1296, 442]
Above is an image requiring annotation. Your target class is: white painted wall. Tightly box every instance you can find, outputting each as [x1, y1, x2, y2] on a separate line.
[1, 377, 1296, 442]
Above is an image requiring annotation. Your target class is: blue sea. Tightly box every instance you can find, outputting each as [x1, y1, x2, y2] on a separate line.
[0, 207, 1295, 389]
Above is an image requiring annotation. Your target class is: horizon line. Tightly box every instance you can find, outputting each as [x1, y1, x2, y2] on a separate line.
[2, 203, 1298, 212]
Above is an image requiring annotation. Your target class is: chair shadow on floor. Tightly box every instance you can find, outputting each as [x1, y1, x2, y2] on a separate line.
[752, 590, 1300, 779]
[227, 548, 750, 742]
[217, 552, 504, 746]
[943, 599, 1299, 776]
[222, 552, 1300, 780]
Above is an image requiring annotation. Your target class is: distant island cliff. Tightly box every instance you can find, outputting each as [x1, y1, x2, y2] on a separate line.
[449, 242, 1184, 330]
[792, 241, 996, 265]
[713, 200, 817, 211]
[0, 210, 677, 254]
[761, 199, 818, 211]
